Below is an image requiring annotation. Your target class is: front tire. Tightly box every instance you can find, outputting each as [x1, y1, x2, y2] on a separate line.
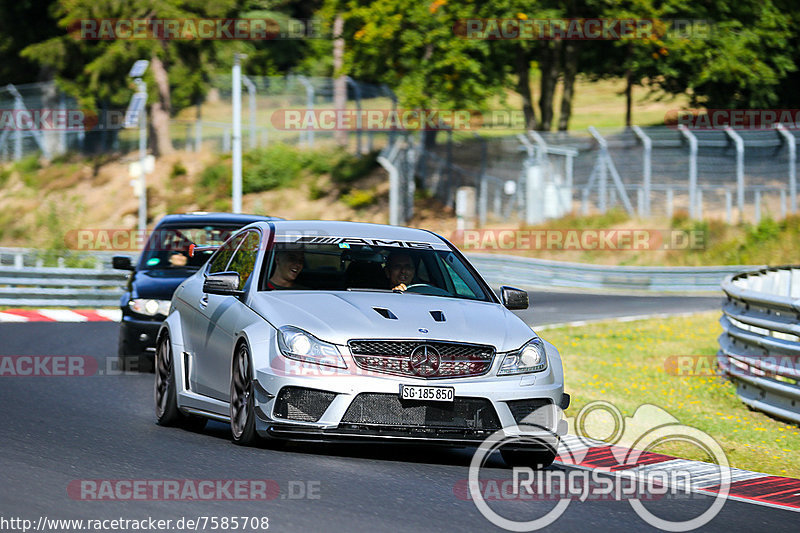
[230, 342, 259, 446]
[155, 333, 206, 431]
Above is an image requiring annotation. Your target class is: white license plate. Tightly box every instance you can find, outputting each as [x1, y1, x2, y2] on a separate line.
[399, 384, 455, 402]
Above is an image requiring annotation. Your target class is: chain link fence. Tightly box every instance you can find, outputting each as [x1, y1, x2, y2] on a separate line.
[386, 125, 800, 225]
[0, 76, 395, 160]
[3, 79, 800, 224]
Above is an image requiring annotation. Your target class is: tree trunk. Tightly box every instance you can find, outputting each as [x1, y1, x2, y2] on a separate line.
[149, 54, 173, 156]
[333, 14, 348, 147]
[558, 42, 578, 131]
[624, 43, 633, 127]
[538, 40, 561, 131]
[514, 48, 537, 130]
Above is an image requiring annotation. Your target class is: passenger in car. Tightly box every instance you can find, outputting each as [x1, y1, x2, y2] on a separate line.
[268, 250, 306, 289]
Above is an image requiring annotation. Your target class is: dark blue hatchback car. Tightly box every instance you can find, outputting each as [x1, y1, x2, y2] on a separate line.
[112, 212, 279, 371]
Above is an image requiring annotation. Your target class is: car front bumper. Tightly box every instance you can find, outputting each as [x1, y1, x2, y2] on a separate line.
[252, 363, 569, 446]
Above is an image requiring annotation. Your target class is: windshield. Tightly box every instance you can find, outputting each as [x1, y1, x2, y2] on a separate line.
[139, 225, 242, 270]
[261, 242, 491, 301]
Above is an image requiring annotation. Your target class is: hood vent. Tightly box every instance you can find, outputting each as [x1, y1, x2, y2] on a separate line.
[430, 310, 446, 322]
[373, 307, 398, 320]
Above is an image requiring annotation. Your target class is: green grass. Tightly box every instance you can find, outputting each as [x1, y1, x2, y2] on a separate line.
[541, 312, 800, 477]
[480, 210, 800, 267]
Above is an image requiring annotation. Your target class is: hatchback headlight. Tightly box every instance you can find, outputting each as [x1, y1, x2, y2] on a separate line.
[498, 338, 548, 375]
[128, 298, 171, 317]
[277, 326, 347, 369]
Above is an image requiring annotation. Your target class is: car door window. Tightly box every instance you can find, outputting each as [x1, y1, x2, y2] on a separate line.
[208, 233, 245, 274]
[227, 231, 261, 290]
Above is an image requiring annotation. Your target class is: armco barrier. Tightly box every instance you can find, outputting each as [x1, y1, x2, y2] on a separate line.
[466, 253, 756, 292]
[718, 266, 800, 424]
[0, 266, 127, 307]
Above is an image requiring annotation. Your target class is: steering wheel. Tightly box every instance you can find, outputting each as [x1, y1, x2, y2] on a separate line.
[404, 283, 451, 296]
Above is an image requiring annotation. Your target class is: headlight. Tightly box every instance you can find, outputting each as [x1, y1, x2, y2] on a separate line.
[277, 326, 347, 369]
[128, 298, 171, 317]
[498, 338, 548, 375]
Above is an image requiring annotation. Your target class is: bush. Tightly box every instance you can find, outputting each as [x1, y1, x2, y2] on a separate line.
[243, 144, 303, 193]
[341, 189, 377, 209]
[15, 154, 41, 175]
[199, 163, 230, 191]
[169, 161, 188, 180]
[299, 148, 338, 175]
[331, 151, 379, 184]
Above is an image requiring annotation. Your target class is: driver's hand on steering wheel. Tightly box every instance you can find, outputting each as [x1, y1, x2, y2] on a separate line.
[392, 283, 407, 292]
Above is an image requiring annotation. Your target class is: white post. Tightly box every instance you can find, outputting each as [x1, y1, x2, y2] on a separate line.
[137, 81, 147, 235]
[666, 188, 674, 219]
[776, 124, 796, 214]
[755, 190, 761, 223]
[696, 189, 703, 219]
[678, 125, 698, 219]
[725, 190, 732, 224]
[380, 155, 400, 225]
[297, 76, 315, 148]
[724, 126, 745, 220]
[242, 75, 257, 150]
[232, 54, 243, 214]
[631, 125, 652, 217]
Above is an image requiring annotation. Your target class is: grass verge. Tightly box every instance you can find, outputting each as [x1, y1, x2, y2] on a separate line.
[541, 311, 800, 477]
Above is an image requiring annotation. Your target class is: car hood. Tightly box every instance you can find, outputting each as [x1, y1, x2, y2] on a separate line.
[130, 269, 196, 299]
[249, 291, 535, 352]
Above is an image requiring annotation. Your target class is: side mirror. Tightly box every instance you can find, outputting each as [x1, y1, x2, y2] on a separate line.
[500, 286, 529, 310]
[112, 255, 134, 270]
[203, 272, 243, 297]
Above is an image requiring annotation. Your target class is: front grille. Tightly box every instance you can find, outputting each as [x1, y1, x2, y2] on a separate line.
[506, 399, 554, 428]
[274, 386, 336, 422]
[340, 393, 501, 431]
[348, 340, 495, 378]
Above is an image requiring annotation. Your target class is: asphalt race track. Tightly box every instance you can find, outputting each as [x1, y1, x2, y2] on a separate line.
[1, 294, 793, 532]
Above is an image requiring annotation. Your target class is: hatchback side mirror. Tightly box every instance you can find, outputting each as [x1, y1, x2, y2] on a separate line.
[112, 255, 134, 270]
[203, 272, 243, 297]
[500, 286, 529, 310]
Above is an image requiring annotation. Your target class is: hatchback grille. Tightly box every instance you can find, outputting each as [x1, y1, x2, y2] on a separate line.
[340, 393, 501, 431]
[348, 340, 495, 378]
[273, 387, 336, 422]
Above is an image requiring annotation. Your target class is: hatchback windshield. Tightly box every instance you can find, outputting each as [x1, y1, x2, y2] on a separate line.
[261, 242, 491, 302]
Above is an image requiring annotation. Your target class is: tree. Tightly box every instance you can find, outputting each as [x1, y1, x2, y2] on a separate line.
[22, 0, 244, 155]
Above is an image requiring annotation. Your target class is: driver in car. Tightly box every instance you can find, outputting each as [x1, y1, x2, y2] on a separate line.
[384, 251, 416, 291]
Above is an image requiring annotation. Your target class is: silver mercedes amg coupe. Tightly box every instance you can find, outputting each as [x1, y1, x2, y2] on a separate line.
[155, 220, 569, 467]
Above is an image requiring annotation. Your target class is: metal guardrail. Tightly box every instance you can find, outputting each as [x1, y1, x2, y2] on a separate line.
[718, 266, 800, 424]
[0, 266, 127, 307]
[467, 253, 756, 292]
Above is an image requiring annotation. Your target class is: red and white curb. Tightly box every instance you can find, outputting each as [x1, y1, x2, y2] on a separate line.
[557, 434, 800, 513]
[0, 309, 121, 322]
